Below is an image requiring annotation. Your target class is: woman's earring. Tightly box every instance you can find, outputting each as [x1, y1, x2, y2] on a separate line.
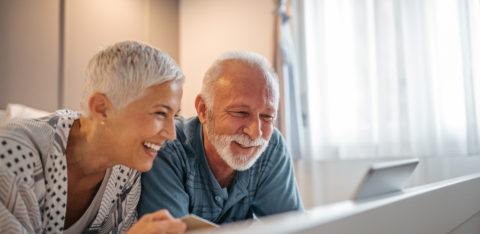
[100, 121, 105, 125]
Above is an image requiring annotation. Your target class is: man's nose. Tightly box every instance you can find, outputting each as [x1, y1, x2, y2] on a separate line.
[243, 117, 262, 139]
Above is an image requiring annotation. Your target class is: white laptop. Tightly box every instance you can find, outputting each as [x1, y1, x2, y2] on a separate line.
[352, 158, 419, 200]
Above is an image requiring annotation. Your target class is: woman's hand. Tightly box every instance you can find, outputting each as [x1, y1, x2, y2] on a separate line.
[127, 209, 186, 234]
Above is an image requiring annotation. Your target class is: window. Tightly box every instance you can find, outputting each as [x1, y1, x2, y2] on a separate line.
[294, 0, 480, 159]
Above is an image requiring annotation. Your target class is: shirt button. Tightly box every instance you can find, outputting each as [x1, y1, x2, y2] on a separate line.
[215, 196, 222, 202]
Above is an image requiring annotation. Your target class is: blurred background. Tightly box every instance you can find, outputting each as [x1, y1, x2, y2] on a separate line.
[0, 0, 275, 118]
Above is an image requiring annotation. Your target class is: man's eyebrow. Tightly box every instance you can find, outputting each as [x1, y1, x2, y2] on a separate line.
[225, 105, 276, 113]
[225, 104, 250, 109]
[265, 106, 275, 112]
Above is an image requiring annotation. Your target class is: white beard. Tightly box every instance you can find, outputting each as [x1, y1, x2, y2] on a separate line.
[205, 111, 269, 171]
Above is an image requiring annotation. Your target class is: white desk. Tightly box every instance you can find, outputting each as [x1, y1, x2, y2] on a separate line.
[204, 172, 480, 233]
[191, 156, 480, 233]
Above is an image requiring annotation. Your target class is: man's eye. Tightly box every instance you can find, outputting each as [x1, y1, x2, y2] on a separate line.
[229, 111, 248, 117]
[261, 115, 274, 122]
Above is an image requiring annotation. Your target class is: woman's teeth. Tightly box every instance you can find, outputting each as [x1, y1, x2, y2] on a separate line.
[143, 142, 161, 151]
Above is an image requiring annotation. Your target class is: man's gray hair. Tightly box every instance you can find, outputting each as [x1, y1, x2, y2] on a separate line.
[200, 51, 280, 110]
[80, 40, 184, 116]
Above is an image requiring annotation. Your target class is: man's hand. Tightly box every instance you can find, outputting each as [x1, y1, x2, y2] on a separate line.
[127, 209, 186, 234]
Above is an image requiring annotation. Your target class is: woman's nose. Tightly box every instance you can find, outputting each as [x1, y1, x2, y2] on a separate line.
[161, 117, 176, 141]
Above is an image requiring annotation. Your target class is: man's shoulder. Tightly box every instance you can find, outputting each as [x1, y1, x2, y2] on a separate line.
[173, 116, 200, 142]
[264, 128, 287, 153]
[270, 127, 285, 142]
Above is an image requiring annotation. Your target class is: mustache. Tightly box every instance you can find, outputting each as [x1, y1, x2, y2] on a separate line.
[220, 134, 267, 147]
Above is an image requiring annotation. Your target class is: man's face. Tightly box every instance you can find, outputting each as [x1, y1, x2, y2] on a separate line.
[204, 62, 277, 170]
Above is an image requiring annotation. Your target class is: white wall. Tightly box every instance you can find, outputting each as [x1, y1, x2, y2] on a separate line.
[179, 0, 275, 117]
[149, 0, 179, 63]
[0, 0, 274, 117]
[0, 0, 60, 111]
[64, 0, 179, 111]
[63, 0, 275, 115]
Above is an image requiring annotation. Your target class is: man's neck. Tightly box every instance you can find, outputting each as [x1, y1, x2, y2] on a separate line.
[203, 129, 236, 188]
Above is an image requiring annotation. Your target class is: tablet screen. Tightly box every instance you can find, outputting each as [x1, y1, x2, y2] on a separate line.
[352, 158, 419, 200]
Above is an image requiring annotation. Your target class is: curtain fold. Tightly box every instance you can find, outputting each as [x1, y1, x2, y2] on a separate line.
[297, 0, 480, 159]
[274, 0, 306, 159]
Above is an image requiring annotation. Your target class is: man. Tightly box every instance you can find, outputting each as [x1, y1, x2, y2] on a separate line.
[138, 51, 303, 224]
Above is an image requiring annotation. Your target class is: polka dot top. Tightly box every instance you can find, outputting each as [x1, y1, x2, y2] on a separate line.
[0, 110, 141, 233]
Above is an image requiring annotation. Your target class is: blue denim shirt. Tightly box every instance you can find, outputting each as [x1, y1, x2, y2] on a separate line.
[137, 116, 303, 224]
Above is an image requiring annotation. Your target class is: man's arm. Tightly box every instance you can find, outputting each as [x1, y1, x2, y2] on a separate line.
[251, 129, 304, 216]
[137, 143, 190, 218]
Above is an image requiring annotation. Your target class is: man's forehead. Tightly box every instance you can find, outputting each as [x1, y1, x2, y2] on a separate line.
[211, 60, 278, 108]
[218, 63, 264, 86]
[213, 86, 278, 113]
[222, 60, 260, 74]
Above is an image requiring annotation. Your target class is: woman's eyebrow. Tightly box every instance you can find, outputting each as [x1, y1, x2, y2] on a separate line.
[153, 104, 172, 111]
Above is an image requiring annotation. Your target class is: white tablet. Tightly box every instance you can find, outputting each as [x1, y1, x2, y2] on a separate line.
[352, 158, 419, 200]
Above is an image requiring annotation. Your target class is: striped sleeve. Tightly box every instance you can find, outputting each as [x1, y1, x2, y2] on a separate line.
[0, 168, 41, 233]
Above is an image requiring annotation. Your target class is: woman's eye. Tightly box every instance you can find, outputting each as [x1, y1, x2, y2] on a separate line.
[155, 111, 166, 117]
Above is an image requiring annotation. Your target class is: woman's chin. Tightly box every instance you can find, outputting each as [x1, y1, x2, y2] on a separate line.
[135, 162, 153, 172]
[129, 157, 155, 172]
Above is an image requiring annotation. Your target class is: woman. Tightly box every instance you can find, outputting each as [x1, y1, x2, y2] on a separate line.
[0, 41, 186, 233]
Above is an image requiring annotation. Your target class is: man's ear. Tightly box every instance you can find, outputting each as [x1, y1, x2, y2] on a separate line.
[195, 95, 208, 124]
[88, 93, 112, 121]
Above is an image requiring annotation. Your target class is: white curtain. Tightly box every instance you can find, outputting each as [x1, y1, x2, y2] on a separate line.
[296, 0, 480, 159]
[274, 0, 307, 159]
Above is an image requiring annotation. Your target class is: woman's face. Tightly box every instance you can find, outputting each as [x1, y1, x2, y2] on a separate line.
[104, 79, 183, 172]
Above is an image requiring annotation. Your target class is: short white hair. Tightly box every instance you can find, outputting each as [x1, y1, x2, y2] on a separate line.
[200, 51, 280, 110]
[81, 40, 184, 116]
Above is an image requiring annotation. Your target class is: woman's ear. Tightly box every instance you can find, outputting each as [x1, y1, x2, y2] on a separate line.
[88, 93, 111, 121]
[195, 95, 208, 124]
